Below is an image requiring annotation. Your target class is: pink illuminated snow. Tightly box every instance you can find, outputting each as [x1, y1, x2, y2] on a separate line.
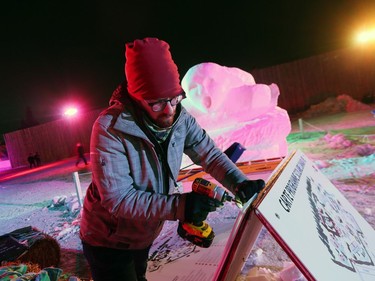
[181, 62, 291, 162]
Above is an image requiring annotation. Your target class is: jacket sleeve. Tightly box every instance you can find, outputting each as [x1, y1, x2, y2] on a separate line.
[183, 112, 248, 193]
[89, 113, 186, 222]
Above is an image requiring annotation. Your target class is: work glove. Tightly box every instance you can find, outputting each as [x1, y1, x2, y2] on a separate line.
[184, 192, 223, 224]
[234, 179, 265, 205]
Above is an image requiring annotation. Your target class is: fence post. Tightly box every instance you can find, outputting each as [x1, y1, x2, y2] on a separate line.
[73, 171, 83, 208]
[298, 118, 305, 138]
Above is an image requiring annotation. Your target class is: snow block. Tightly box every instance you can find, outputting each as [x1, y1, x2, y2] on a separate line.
[181, 62, 291, 163]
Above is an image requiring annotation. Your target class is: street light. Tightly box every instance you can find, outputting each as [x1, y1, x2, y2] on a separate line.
[355, 28, 375, 44]
[63, 107, 78, 117]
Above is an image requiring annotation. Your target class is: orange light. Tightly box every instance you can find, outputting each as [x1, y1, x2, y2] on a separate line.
[355, 28, 375, 44]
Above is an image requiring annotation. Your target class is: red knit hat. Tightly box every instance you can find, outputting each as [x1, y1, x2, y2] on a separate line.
[125, 38, 183, 100]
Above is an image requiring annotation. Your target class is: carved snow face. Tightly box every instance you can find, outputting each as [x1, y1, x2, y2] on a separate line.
[181, 62, 256, 114]
[181, 62, 279, 125]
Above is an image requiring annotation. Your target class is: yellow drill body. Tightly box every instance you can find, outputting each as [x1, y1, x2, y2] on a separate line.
[177, 178, 234, 248]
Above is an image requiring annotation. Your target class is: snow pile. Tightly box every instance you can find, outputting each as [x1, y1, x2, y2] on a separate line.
[49, 194, 81, 214]
[323, 133, 352, 149]
[322, 154, 375, 181]
[47, 194, 81, 242]
[181, 62, 291, 162]
[300, 94, 372, 118]
[356, 143, 375, 156]
[311, 133, 375, 181]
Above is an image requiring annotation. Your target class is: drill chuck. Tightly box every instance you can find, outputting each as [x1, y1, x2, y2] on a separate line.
[192, 178, 233, 203]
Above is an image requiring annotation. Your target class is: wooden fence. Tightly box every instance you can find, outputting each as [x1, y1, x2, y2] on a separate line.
[4, 110, 102, 168]
[251, 46, 375, 114]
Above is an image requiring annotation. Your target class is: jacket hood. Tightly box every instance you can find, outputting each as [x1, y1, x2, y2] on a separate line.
[109, 81, 128, 106]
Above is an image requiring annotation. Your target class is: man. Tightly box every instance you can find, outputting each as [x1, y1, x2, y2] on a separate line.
[80, 37, 265, 281]
[75, 142, 88, 166]
[27, 153, 35, 168]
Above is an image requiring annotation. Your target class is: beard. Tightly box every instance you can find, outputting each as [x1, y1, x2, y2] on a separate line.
[141, 103, 180, 129]
[154, 113, 175, 128]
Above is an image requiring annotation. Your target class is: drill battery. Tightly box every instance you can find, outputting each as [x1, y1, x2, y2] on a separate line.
[177, 221, 215, 248]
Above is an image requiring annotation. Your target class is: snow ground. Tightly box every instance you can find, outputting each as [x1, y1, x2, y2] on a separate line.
[0, 104, 374, 280]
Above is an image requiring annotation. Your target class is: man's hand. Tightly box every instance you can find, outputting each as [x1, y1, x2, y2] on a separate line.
[184, 192, 222, 224]
[234, 179, 265, 204]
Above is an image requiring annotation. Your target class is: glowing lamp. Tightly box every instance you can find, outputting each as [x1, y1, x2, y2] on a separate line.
[63, 107, 78, 117]
[355, 28, 375, 44]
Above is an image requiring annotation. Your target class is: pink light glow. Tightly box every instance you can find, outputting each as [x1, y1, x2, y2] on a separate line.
[181, 62, 291, 163]
[63, 107, 78, 117]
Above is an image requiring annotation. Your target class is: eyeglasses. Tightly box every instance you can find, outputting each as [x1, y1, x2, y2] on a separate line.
[145, 93, 186, 112]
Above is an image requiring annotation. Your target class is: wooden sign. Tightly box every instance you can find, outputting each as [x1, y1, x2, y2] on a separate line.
[149, 150, 375, 280]
[253, 150, 375, 280]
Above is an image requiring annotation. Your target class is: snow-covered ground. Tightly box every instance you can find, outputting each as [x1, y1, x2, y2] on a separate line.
[239, 107, 375, 281]
[0, 98, 374, 280]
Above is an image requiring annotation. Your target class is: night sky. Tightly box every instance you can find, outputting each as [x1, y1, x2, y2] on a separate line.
[1, 1, 374, 141]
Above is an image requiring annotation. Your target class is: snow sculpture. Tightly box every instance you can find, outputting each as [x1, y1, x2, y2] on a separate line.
[181, 62, 291, 163]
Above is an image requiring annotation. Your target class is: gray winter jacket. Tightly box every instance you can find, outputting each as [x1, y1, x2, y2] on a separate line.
[80, 90, 247, 250]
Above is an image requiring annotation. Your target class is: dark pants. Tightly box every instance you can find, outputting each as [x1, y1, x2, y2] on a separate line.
[82, 242, 150, 281]
[76, 155, 87, 166]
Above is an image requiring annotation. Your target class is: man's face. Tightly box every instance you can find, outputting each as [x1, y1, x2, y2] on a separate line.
[138, 93, 185, 128]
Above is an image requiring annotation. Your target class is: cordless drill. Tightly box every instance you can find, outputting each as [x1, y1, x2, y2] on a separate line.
[177, 178, 239, 248]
